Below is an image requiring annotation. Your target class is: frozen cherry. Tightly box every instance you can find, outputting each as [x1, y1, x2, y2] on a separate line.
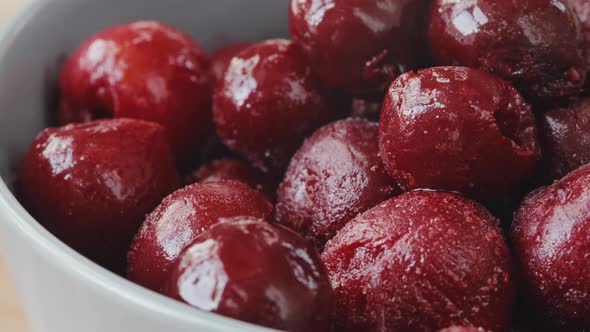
[165, 217, 333, 332]
[438, 327, 486, 332]
[18, 119, 180, 271]
[539, 98, 590, 182]
[214, 39, 343, 170]
[59, 21, 212, 165]
[379, 66, 540, 200]
[429, 0, 587, 100]
[186, 159, 279, 202]
[276, 118, 400, 249]
[573, 0, 590, 79]
[351, 98, 382, 121]
[322, 191, 514, 332]
[289, 0, 430, 98]
[127, 181, 272, 292]
[512, 164, 590, 331]
[210, 42, 252, 82]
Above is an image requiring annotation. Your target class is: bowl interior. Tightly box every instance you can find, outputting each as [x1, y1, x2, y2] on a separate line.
[0, 0, 289, 188]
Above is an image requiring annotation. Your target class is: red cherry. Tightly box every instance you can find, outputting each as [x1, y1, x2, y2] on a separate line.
[379, 66, 540, 200]
[59, 21, 213, 166]
[322, 191, 514, 332]
[165, 217, 333, 332]
[210, 42, 252, 82]
[429, 0, 587, 100]
[19, 119, 180, 271]
[290, 0, 430, 98]
[214, 39, 343, 170]
[512, 164, 590, 331]
[276, 118, 400, 249]
[127, 180, 272, 292]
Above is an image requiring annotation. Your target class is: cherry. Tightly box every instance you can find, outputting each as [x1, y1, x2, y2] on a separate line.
[322, 191, 514, 332]
[429, 0, 587, 100]
[539, 98, 590, 182]
[512, 164, 590, 331]
[127, 180, 272, 292]
[276, 118, 400, 249]
[165, 217, 333, 332]
[214, 39, 343, 170]
[379, 66, 540, 200]
[186, 159, 279, 202]
[289, 0, 430, 98]
[210, 42, 252, 82]
[18, 119, 180, 271]
[59, 21, 212, 166]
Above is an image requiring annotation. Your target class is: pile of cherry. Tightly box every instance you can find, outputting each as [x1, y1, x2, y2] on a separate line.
[15, 0, 590, 331]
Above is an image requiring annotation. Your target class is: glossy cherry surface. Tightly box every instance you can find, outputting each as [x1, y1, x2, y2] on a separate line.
[323, 191, 513, 332]
[276, 118, 400, 249]
[512, 164, 590, 331]
[19, 119, 180, 271]
[127, 181, 272, 292]
[429, 0, 587, 100]
[210, 42, 252, 82]
[186, 159, 279, 202]
[165, 217, 333, 332]
[540, 98, 590, 182]
[59, 21, 212, 165]
[379, 66, 540, 200]
[289, 0, 430, 98]
[214, 39, 343, 170]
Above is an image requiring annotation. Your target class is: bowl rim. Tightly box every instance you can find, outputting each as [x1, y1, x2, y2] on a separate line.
[0, 1, 278, 331]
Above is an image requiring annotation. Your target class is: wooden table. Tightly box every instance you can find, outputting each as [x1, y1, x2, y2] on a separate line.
[1, 2, 29, 332]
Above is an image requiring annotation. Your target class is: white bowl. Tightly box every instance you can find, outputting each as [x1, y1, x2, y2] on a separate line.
[0, 0, 289, 331]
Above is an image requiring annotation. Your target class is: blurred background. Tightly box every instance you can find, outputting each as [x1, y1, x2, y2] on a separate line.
[0, 2, 29, 332]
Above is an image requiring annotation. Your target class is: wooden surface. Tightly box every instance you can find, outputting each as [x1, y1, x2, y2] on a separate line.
[1, 1, 29, 332]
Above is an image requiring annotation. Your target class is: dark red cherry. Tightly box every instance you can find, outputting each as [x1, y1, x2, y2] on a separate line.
[18, 119, 180, 271]
[322, 191, 514, 332]
[540, 98, 590, 182]
[276, 118, 400, 249]
[429, 0, 587, 100]
[512, 164, 590, 331]
[127, 180, 272, 292]
[59, 21, 212, 166]
[186, 159, 279, 202]
[214, 39, 343, 170]
[289, 0, 430, 98]
[210, 42, 252, 82]
[165, 217, 333, 332]
[379, 66, 540, 200]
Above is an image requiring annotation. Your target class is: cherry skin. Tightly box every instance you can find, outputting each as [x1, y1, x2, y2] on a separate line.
[214, 39, 343, 170]
[276, 118, 400, 249]
[186, 159, 279, 202]
[289, 0, 430, 98]
[322, 191, 514, 332]
[210, 42, 252, 82]
[379, 66, 540, 201]
[165, 217, 333, 332]
[512, 164, 590, 331]
[572, 0, 590, 83]
[429, 0, 587, 100]
[127, 180, 272, 292]
[59, 21, 212, 166]
[539, 98, 590, 182]
[18, 119, 180, 272]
